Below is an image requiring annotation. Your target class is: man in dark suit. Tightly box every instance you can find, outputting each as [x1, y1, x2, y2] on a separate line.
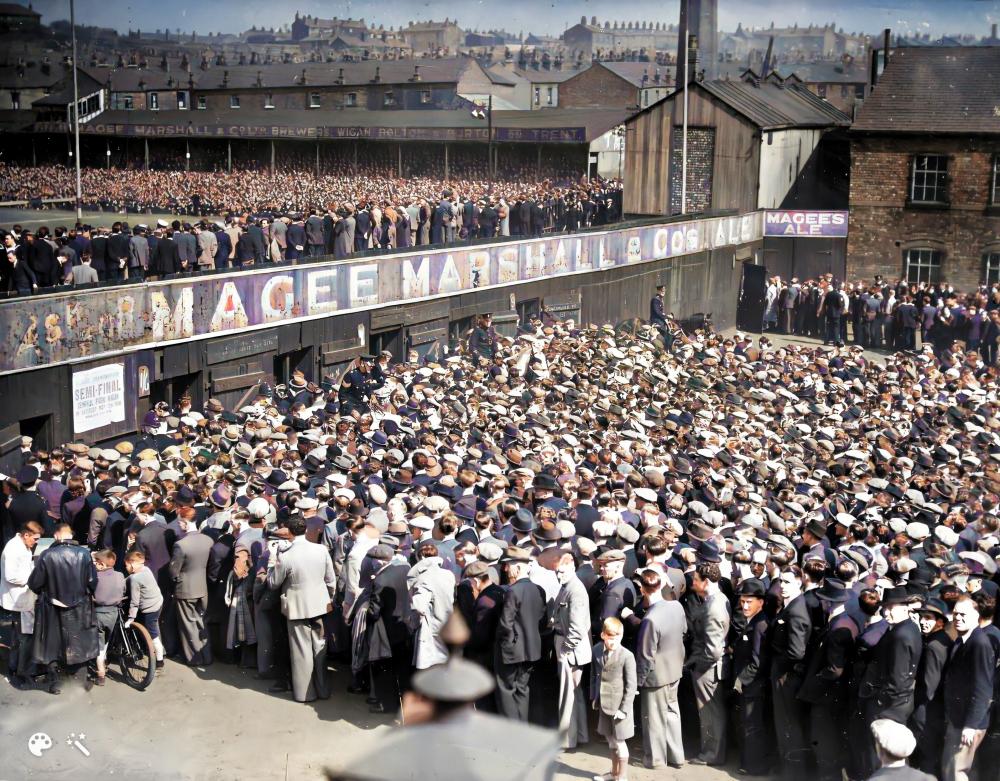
[912, 598, 951, 775]
[941, 595, 996, 781]
[168, 515, 214, 666]
[213, 222, 231, 270]
[367, 552, 411, 714]
[636, 569, 686, 769]
[464, 560, 504, 711]
[150, 229, 181, 278]
[247, 219, 267, 264]
[650, 285, 673, 349]
[88, 228, 110, 281]
[797, 578, 858, 781]
[588, 549, 636, 643]
[478, 199, 498, 239]
[430, 192, 451, 245]
[769, 566, 812, 780]
[7, 466, 49, 541]
[731, 578, 772, 776]
[571, 484, 600, 539]
[235, 228, 256, 269]
[173, 221, 196, 273]
[107, 222, 130, 284]
[871, 587, 922, 723]
[530, 199, 545, 237]
[354, 206, 372, 251]
[494, 547, 545, 721]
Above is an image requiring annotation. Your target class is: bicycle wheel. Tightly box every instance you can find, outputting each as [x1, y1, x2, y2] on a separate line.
[117, 622, 156, 691]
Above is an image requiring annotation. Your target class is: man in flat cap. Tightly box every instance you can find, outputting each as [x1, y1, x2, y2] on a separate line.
[495, 547, 545, 720]
[870, 719, 936, 781]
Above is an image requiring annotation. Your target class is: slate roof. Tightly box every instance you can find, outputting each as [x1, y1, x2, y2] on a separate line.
[91, 58, 487, 93]
[599, 61, 674, 88]
[852, 47, 1000, 134]
[697, 79, 851, 129]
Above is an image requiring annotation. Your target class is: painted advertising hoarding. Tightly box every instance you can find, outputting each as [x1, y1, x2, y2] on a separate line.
[0, 213, 761, 374]
[763, 210, 848, 238]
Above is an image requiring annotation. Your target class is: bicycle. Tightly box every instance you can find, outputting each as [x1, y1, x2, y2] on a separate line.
[106, 607, 156, 691]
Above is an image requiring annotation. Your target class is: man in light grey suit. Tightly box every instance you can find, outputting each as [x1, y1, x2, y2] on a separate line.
[636, 568, 687, 769]
[70, 256, 99, 285]
[685, 562, 731, 766]
[267, 516, 337, 703]
[551, 551, 592, 748]
[168, 515, 214, 666]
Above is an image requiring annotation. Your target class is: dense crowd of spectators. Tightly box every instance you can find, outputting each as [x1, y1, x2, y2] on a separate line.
[2, 311, 1000, 781]
[763, 275, 1000, 361]
[0, 145, 591, 216]
[2, 179, 623, 293]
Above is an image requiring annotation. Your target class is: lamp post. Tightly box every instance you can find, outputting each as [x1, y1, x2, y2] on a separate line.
[70, 0, 82, 220]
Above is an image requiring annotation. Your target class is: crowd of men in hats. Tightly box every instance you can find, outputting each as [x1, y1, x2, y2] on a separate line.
[1, 180, 622, 294]
[3, 308, 1000, 781]
[764, 274, 1000, 361]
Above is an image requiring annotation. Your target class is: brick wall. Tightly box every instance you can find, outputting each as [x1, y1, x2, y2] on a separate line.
[848, 135, 1000, 288]
[670, 127, 714, 213]
[558, 66, 636, 109]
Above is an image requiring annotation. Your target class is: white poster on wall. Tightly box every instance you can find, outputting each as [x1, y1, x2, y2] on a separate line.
[73, 363, 126, 434]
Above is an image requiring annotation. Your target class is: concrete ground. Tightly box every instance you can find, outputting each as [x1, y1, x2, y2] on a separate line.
[0, 658, 762, 781]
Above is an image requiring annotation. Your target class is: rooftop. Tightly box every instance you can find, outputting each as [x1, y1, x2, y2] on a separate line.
[852, 46, 1000, 134]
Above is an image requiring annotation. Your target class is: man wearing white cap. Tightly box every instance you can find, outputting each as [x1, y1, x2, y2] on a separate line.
[870, 719, 935, 780]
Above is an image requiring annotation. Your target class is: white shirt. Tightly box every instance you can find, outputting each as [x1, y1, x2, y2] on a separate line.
[0, 535, 35, 611]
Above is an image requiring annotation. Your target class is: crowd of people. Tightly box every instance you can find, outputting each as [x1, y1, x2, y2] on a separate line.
[1, 181, 623, 293]
[0, 148, 598, 217]
[2, 303, 1000, 781]
[763, 274, 1000, 361]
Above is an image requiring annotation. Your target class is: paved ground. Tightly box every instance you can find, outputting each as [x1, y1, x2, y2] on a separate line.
[0, 658, 761, 781]
[723, 326, 889, 365]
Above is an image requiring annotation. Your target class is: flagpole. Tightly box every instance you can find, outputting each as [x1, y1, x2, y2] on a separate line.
[70, 0, 83, 220]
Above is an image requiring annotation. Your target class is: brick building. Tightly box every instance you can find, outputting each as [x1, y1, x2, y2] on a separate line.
[848, 47, 1000, 289]
[559, 61, 673, 110]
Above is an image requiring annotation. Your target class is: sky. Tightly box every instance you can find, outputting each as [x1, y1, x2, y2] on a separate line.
[28, 0, 1000, 39]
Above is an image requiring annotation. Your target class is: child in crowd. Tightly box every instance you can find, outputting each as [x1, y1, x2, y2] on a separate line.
[92, 549, 125, 685]
[124, 549, 165, 671]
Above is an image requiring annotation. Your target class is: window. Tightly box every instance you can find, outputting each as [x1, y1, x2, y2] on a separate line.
[10, 90, 19, 109]
[383, 91, 395, 106]
[533, 86, 540, 105]
[197, 95, 206, 110]
[985, 252, 1000, 285]
[176, 90, 187, 109]
[149, 92, 159, 110]
[903, 248, 943, 284]
[230, 95, 240, 109]
[816, 84, 827, 98]
[546, 86, 553, 105]
[264, 93, 275, 109]
[841, 85, 850, 98]
[420, 89, 431, 104]
[992, 156, 1000, 205]
[642, 90, 648, 106]
[123, 94, 134, 110]
[309, 92, 320, 108]
[854, 84, 865, 99]
[345, 92, 357, 107]
[910, 155, 948, 204]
